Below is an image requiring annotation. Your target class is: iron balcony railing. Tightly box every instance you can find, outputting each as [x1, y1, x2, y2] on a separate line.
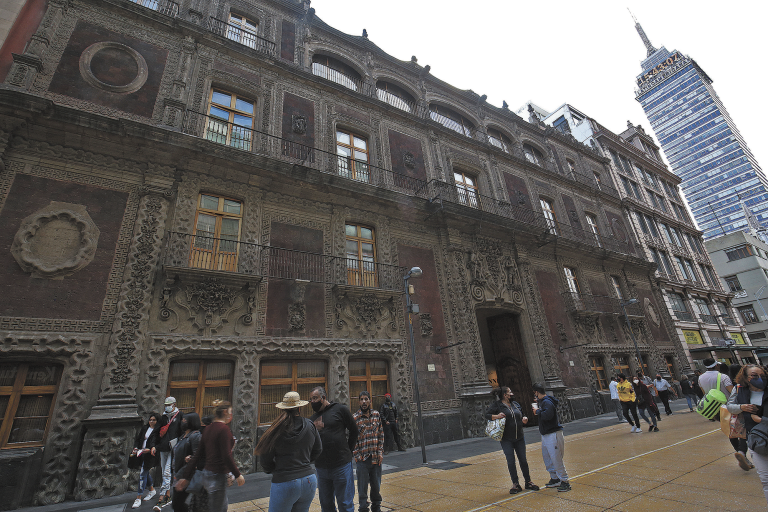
[699, 314, 718, 325]
[722, 316, 738, 326]
[674, 311, 694, 322]
[376, 88, 417, 114]
[209, 18, 276, 55]
[166, 232, 406, 291]
[129, 0, 179, 17]
[562, 292, 644, 316]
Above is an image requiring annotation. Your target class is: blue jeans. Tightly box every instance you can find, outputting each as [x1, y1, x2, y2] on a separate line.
[316, 462, 354, 512]
[684, 393, 698, 409]
[269, 474, 317, 512]
[500, 437, 530, 484]
[202, 470, 228, 512]
[638, 405, 657, 427]
[356, 459, 382, 512]
[138, 462, 153, 495]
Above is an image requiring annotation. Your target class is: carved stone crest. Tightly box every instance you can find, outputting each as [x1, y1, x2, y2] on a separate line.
[176, 278, 242, 335]
[466, 238, 521, 305]
[419, 313, 433, 337]
[292, 114, 307, 135]
[402, 151, 416, 169]
[288, 303, 306, 332]
[11, 201, 100, 279]
[334, 288, 398, 339]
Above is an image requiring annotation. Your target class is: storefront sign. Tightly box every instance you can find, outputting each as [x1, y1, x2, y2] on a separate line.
[683, 330, 704, 345]
[731, 332, 746, 345]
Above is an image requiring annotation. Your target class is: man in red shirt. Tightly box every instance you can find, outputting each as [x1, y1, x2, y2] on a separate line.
[353, 391, 384, 512]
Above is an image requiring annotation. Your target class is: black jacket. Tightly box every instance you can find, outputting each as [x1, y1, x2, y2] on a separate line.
[484, 400, 525, 441]
[133, 424, 160, 469]
[262, 417, 322, 483]
[735, 385, 768, 433]
[536, 395, 563, 435]
[310, 402, 358, 469]
[157, 408, 183, 452]
[379, 400, 398, 423]
[173, 413, 203, 474]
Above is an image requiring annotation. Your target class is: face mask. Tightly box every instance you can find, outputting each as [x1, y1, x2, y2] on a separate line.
[165, 405, 175, 413]
[385, 397, 391, 402]
[181, 421, 188, 431]
[751, 377, 767, 390]
[656, 377, 661, 381]
[633, 379, 639, 384]
[311, 401, 323, 412]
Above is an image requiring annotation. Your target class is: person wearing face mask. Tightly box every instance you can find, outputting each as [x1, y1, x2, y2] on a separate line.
[616, 374, 642, 433]
[485, 387, 539, 494]
[171, 413, 203, 512]
[680, 375, 698, 412]
[379, 393, 405, 454]
[726, 364, 766, 475]
[154, 397, 184, 509]
[631, 377, 659, 432]
[309, 386, 358, 512]
[131, 413, 160, 509]
[653, 374, 674, 416]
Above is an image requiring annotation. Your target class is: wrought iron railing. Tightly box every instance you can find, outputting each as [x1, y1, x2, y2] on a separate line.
[722, 316, 738, 326]
[166, 232, 407, 291]
[674, 311, 694, 322]
[209, 18, 276, 55]
[311, 63, 372, 94]
[562, 292, 644, 316]
[376, 88, 416, 114]
[699, 314, 717, 325]
[129, 0, 179, 17]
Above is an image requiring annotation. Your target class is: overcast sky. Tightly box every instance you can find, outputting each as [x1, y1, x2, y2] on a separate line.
[314, 1, 768, 173]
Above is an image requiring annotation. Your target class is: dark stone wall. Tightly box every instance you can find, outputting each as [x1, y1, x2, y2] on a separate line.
[265, 222, 324, 336]
[388, 130, 426, 183]
[561, 194, 582, 230]
[282, 92, 315, 147]
[589, 278, 608, 297]
[637, 288, 670, 342]
[397, 244, 453, 402]
[420, 412, 463, 445]
[213, 59, 261, 84]
[0, 448, 43, 510]
[0, 174, 128, 320]
[48, 21, 168, 118]
[604, 209, 636, 255]
[280, 20, 295, 62]
[569, 394, 598, 420]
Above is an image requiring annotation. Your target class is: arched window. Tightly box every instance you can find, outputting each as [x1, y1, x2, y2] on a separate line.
[487, 128, 511, 153]
[376, 81, 415, 112]
[226, 13, 259, 49]
[429, 104, 474, 137]
[523, 143, 544, 165]
[312, 55, 361, 91]
[454, 171, 479, 208]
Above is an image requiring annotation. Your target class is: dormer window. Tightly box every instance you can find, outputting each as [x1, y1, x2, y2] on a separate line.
[487, 129, 511, 153]
[429, 105, 474, 137]
[376, 81, 414, 112]
[312, 55, 361, 91]
[523, 144, 544, 165]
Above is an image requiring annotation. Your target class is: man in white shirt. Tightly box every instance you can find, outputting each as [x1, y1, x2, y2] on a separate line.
[698, 358, 733, 397]
[653, 374, 674, 415]
[608, 377, 624, 422]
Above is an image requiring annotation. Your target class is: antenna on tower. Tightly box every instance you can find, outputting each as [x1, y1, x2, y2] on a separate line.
[629, 10, 658, 58]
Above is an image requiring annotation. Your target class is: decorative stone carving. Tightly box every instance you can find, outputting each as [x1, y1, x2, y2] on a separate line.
[402, 150, 416, 169]
[79, 42, 148, 94]
[419, 313, 433, 337]
[574, 316, 602, 344]
[556, 322, 568, 344]
[465, 238, 522, 305]
[176, 278, 243, 335]
[334, 287, 398, 340]
[73, 425, 136, 501]
[288, 303, 306, 332]
[11, 201, 100, 279]
[645, 297, 660, 327]
[292, 113, 307, 134]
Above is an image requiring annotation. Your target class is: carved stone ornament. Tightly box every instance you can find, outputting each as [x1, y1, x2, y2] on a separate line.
[292, 114, 307, 135]
[288, 302, 306, 332]
[611, 218, 629, 243]
[466, 238, 523, 305]
[402, 151, 416, 169]
[11, 201, 100, 279]
[79, 42, 148, 94]
[176, 278, 243, 335]
[569, 210, 579, 223]
[334, 288, 398, 340]
[419, 313, 433, 337]
[645, 297, 661, 327]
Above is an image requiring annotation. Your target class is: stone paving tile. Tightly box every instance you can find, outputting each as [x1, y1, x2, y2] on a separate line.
[575, 472, 665, 494]
[545, 482, 638, 508]
[646, 481, 766, 511]
[608, 494, 720, 512]
[378, 485, 444, 507]
[493, 492, 605, 511]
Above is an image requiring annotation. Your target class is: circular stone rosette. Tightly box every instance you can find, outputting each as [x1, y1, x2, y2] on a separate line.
[79, 41, 148, 94]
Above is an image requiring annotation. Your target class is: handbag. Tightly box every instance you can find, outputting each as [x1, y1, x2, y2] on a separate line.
[748, 418, 768, 456]
[730, 413, 747, 440]
[186, 469, 204, 495]
[697, 373, 727, 419]
[127, 452, 143, 470]
[485, 417, 506, 441]
[719, 405, 732, 436]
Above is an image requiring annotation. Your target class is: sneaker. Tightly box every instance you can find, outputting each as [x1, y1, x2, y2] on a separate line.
[648, 425, 654, 432]
[557, 481, 571, 492]
[510, 484, 522, 494]
[544, 478, 561, 488]
[736, 452, 751, 471]
[634, 426, 642, 433]
[630, 426, 636, 433]
[143, 490, 156, 501]
[132, 499, 142, 509]
[155, 495, 170, 509]
[653, 426, 659, 432]
[525, 481, 540, 491]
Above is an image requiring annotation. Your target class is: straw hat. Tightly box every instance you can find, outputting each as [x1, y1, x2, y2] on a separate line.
[275, 391, 309, 409]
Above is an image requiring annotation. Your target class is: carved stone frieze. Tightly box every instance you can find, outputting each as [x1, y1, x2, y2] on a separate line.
[333, 287, 398, 340]
[465, 237, 523, 306]
[419, 313, 433, 337]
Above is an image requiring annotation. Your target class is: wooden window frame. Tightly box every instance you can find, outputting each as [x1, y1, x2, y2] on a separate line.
[739, 305, 759, 324]
[523, 143, 543, 165]
[725, 276, 742, 292]
[258, 360, 327, 425]
[168, 360, 234, 418]
[206, 89, 256, 150]
[614, 356, 630, 375]
[589, 356, 608, 391]
[348, 359, 390, 411]
[454, 171, 480, 208]
[585, 213, 601, 246]
[226, 13, 259, 49]
[345, 223, 377, 287]
[190, 193, 243, 272]
[487, 129, 510, 153]
[610, 276, 624, 300]
[0, 363, 61, 449]
[540, 197, 558, 235]
[563, 266, 580, 294]
[335, 129, 370, 182]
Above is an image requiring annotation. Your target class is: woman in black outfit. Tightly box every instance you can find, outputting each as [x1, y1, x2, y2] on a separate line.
[484, 387, 539, 494]
[172, 413, 203, 512]
[130, 413, 160, 509]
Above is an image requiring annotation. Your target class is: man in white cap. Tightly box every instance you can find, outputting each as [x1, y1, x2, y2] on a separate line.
[698, 358, 733, 398]
[153, 396, 183, 510]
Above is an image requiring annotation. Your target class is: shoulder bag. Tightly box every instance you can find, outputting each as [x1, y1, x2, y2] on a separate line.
[697, 373, 727, 420]
[485, 416, 506, 441]
[748, 417, 768, 456]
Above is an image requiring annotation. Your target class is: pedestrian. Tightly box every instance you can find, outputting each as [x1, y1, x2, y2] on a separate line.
[131, 413, 160, 509]
[729, 364, 742, 383]
[171, 413, 203, 512]
[379, 393, 405, 454]
[654, 374, 673, 415]
[254, 391, 322, 512]
[726, 364, 768, 504]
[693, 370, 705, 399]
[608, 377, 625, 423]
[532, 382, 571, 492]
[353, 391, 385, 512]
[632, 377, 659, 432]
[637, 371, 661, 421]
[485, 386, 540, 494]
[617, 374, 641, 433]
[156, 397, 184, 509]
[680, 375, 699, 412]
[699, 358, 734, 399]
[175, 400, 245, 512]
[309, 386, 359, 512]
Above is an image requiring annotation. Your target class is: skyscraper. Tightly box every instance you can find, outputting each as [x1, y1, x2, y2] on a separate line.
[633, 18, 768, 240]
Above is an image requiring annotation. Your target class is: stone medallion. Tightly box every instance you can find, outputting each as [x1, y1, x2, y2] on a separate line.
[644, 297, 660, 327]
[11, 202, 100, 279]
[79, 41, 148, 94]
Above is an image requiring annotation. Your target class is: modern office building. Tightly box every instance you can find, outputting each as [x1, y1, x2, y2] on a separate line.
[706, 230, 768, 361]
[632, 19, 768, 240]
[520, 101, 754, 369]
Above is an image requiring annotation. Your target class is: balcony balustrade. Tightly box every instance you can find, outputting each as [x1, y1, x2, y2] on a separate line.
[722, 316, 738, 326]
[699, 314, 718, 325]
[563, 292, 643, 316]
[165, 231, 406, 291]
[674, 311, 694, 322]
[129, 0, 179, 17]
[209, 17, 276, 55]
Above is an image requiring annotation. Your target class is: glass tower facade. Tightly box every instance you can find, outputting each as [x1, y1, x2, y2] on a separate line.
[634, 25, 768, 240]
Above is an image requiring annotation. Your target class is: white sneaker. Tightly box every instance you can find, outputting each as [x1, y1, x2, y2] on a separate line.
[144, 490, 156, 501]
[630, 426, 636, 432]
[132, 499, 142, 509]
[635, 426, 642, 433]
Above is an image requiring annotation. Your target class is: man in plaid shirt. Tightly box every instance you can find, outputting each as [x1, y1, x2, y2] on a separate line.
[353, 390, 384, 512]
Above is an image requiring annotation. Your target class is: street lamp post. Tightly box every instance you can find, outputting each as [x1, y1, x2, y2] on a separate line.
[620, 299, 644, 373]
[404, 266, 428, 465]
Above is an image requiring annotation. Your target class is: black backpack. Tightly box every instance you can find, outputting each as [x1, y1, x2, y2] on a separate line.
[748, 419, 768, 456]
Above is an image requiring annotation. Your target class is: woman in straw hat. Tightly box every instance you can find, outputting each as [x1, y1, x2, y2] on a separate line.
[255, 391, 323, 512]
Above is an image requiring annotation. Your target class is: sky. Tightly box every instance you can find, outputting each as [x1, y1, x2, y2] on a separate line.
[313, 0, 768, 175]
